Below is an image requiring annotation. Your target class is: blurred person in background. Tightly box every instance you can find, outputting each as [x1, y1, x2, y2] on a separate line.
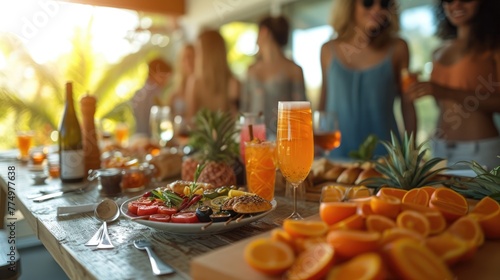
[319, 0, 416, 159]
[407, 0, 500, 169]
[241, 15, 307, 140]
[131, 57, 172, 137]
[185, 30, 241, 119]
[169, 44, 195, 119]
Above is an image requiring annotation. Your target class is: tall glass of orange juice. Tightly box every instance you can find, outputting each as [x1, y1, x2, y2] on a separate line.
[276, 101, 314, 220]
[245, 140, 276, 201]
[16, 131, 34, 162]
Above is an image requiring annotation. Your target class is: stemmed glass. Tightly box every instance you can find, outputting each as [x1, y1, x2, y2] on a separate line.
[276, 101, 314, 220]
[150, 106, 174, 147]
[313, 111, 342, 157]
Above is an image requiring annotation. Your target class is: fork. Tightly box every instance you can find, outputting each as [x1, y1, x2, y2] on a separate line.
[133, 239, 175, 275]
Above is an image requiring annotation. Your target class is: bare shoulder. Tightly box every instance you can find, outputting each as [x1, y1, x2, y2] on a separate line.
[392, 37, 409, 56]
[321, 39, 336, 57]
[284, 59, 304, 80]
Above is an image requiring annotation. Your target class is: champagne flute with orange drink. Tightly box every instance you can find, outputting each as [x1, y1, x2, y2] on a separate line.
[276, 101, 314, 220]
[313, 111, 341, 157]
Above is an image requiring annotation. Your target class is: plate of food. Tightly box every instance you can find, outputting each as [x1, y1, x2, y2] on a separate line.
[120, 181, 277, 235]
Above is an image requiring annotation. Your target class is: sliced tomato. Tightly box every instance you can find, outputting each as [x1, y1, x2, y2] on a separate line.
[149, 214, 171, 223]
[137, 204, 159, 216]
[171, 212, 199, 223]
[127, 202, 140, 215]
[158, 206, 177, 215]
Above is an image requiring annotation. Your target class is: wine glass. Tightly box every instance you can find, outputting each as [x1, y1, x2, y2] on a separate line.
[313, 111, 342, 158]
[276, 101, 314, 220]
[150, 106, 174, 147]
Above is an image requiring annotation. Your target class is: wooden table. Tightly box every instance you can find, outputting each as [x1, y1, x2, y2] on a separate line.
[0, 156, 318, 280]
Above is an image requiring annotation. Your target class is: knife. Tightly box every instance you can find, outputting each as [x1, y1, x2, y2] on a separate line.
[33, 186, 88, 202]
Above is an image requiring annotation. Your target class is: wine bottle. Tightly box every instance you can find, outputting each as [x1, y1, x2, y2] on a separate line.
[59, 82, 85, 183]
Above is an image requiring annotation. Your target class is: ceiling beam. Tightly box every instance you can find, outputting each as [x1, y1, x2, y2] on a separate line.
[57, 0, 185, 15]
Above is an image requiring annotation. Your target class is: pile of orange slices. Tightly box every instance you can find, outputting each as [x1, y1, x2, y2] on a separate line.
[244, 185, 500, 279]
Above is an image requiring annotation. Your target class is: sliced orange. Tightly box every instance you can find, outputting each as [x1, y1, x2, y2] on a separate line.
[365, 214, 397, 233]
[326, 230, 380, 259]
[420, 186, 437, 198]
[370, 195, 401, 219]
[327, 253, 386, 280]
[470, 196, 500, 239]
[402, 188, 430, 206]
[270, 228, 294, 248]
[346, 186, 372, 199]
[283, 219, 329, 238]
[429, 188, 468, 222]
[424, 211, 447, 235]
[447, 215, 484, 253]
[383, 238, 454, 280]
[286, 243, 335, 280]
[321, 186, 345, 202]
[396, 210, 431, 237]
[320, 202, 358, 225]
[357, 198, 375, 217]
[425, 232, 469, 265]
[293, 236, 327, 254]
[376, 187, 408, 200]
[244, 238, 295, 275]
[330, 214, 366, 231]
[380, 227, 425, 246]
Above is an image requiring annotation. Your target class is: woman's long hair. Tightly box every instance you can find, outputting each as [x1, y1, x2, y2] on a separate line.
[194, 30, 232, 98]
[436, 0, 500, 50]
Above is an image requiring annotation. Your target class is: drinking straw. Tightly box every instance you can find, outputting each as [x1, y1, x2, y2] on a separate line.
[248, 124, 254, 141]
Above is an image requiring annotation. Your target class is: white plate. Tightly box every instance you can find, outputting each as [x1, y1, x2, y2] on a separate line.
[120, 196, 277, 235]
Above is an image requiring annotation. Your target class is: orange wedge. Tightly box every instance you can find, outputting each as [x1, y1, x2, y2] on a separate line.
[424, 210, 447, 235]
[270, 228, 294, 249]
[321, 186, 345, 202]
[370, 195, 401, 219]
[380, 227, 425, 246]
[447, 215, 484, 259]
[383, 238, 454, 280]
[330, 214, 366, 231]
[429, 188, 468, 222]
[327, 230, 380, 259]
[470, 196, 500, 239]
[244, 238, 295, 275]
[283, 219, 329, 238]
[365, 214, 397, 233]
[376, 187, 408, 200]
[320, 202, 358, 225]
[396, 210, 431, 237]
[420, 186, 437, 198]
[286, 243, 335, 280]
[402, 188, 430, 206]
[327, 253, 386, 280]
[425, 232, 469, 265]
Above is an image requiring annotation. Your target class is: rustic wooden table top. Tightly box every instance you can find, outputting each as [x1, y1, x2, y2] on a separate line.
[0, 155, 318, 280]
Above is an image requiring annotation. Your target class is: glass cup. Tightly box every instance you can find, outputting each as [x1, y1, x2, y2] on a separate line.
[245, 141, 276, 201]
[150, 106, 174, 147]
[239, 112, 266, 164]
[401, 68, 419, 93]
[121, 165, 153, 192]
[115, 123, 129, 147]
[88, 168, 123, 197]
[313, 111, 342, 158]
[16, 130, 34, 162]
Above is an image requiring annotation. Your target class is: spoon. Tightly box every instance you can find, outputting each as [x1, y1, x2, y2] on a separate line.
[94, 199, 120, 249]
[133, 239, 175, 276]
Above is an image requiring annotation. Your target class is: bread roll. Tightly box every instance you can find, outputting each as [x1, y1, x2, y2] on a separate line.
[337, 167, 363, 184]
[355, 167, 382, 185]
[323, 165, 346, 181]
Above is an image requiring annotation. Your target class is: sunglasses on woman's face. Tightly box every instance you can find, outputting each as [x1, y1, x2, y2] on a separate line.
[362, 0, 392, 9]
[442, 0, 477, 3]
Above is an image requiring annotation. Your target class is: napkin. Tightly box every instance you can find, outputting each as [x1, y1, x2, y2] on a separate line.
[57, 203, 98, 216]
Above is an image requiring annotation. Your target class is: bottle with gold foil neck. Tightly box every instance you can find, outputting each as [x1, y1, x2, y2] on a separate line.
[59, 82, 85, 183]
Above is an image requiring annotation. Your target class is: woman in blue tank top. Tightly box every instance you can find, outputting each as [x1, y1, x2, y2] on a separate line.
[319, 0, 416, 159]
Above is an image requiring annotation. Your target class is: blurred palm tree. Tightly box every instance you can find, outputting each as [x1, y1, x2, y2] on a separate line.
[0, 12, 173, 149]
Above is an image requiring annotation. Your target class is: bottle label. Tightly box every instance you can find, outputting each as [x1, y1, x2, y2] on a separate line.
[60, 150, 85, 179]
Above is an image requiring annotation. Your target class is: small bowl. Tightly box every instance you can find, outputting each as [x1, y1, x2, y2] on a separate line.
[30, 172, 48, 185]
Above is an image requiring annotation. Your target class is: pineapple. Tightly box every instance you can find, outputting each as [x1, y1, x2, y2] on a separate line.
[181, 109, 240, 188]
[362, 131, 448, 190]
[450, 160, 500, 202]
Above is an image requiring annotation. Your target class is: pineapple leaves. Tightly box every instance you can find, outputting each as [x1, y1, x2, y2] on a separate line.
[372, 131, 448, 190]
[449, 160, 500, 202]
